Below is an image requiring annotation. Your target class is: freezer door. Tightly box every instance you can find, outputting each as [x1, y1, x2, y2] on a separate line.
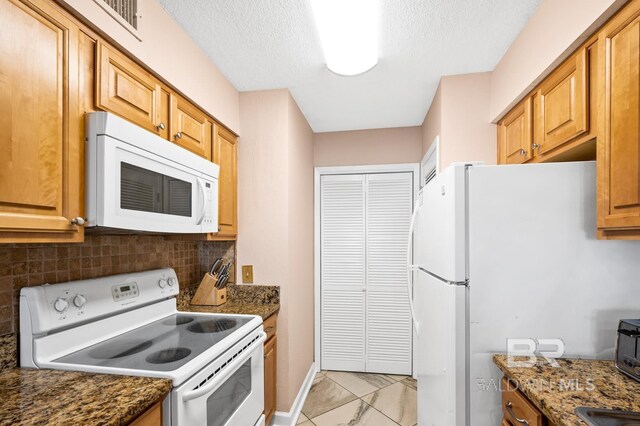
[416, 271, 467, 426]
[416, 165, 467, 283]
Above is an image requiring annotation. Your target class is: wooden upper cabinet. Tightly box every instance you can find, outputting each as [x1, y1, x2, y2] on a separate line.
[211, 125, 238, 239]
[0, 0, 83, 242]
[498, 97, 533, 164]
[170, 95, 212, 160]
[533, 48, 589, 155]
[96, 41, 164, 134]
[597, 0, 640, 236]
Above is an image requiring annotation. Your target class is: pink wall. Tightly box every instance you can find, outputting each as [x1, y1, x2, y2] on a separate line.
[237, 90, 314, 412]
[421, 85, 442, 156]
[489, 0, 625, 122]
[285, 94, 315, 410]
[58, 0, 240, 132]
[314, 127, 423, 166]
[422, 73, 496, 169]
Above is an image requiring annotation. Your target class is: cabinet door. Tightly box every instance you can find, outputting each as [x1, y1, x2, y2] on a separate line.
[0, 0, 83, 242]
[597, 0, 640, 233]
[170, 95, 212, 159]
[263, 335, 277, 426]
[96, 41, 162, 133]
[211, 125, 238, 238]
[498, 98, 533, 164]
[534, 48, 588, 155]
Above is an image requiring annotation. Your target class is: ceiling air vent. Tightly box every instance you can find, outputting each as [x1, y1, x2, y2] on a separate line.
[94, 0, 141, 38]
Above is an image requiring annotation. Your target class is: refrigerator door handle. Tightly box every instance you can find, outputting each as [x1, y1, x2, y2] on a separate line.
[407, 201, 420, 333]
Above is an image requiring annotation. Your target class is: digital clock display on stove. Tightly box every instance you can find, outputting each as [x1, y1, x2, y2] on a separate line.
[111, 282, 139, 301]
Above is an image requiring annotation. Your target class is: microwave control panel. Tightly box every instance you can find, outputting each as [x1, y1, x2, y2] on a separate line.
[203, 181, 214, 225]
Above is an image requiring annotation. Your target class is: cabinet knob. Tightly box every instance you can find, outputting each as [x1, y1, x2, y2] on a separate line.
[174, 132, 183, 139]
[532, 143, 540, 150]
[156, 122, 166, 131]
[519, 148, 526, 156]
[70, 217, 86, 226]
[218, 225, 221, 232]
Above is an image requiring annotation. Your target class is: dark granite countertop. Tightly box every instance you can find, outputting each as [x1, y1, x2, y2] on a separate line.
[0, 368, 171, 426]
[177, 283, 280, 320]
[494, 354, 640, 426]
[184, 302, 279, 320]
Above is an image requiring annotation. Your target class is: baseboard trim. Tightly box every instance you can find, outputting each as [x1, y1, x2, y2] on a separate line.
[271, 362, 316, 426]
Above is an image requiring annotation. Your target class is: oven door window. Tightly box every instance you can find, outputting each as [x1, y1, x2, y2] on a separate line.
[121, 162, 192, 217]
[206, 359, 252, 426]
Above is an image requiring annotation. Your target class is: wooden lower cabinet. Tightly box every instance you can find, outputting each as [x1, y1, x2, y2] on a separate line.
[263, 314, 278, 425]
[0, 0, 84, 243]
[129, 400, 162, 426]
[502, 377, 554, 426]
[597, 0, 640, 239]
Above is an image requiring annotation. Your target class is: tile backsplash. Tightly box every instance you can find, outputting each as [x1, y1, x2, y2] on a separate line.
[0, 235, 235, 336]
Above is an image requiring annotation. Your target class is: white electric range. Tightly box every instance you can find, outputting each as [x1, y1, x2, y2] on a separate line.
[19, 268, 265, 426]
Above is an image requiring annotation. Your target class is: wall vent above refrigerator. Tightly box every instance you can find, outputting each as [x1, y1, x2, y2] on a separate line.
[421, 136, 440, 188]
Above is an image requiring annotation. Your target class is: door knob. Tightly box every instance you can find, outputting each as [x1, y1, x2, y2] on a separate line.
[174, 132, 183, 139]
[532, 143, 540, 150]
[519, 148, 526, 156]
[71, 217, 86, 226]
[156, 122, 165, 131]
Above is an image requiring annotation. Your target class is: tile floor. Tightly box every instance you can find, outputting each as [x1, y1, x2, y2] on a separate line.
[298, 370, 417, 426]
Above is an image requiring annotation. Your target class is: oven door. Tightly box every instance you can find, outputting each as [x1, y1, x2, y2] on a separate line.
[173, 331, 266, 426]
[92, 134, 217, 234]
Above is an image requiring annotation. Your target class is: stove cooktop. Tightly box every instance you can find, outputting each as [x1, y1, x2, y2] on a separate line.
[55, 313, 253, 372]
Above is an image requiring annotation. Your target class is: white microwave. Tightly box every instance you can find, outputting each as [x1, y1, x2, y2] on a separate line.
[85, 112, 219, 234]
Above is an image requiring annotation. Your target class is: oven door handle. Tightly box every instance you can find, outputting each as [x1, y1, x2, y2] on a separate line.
[182, 331, 267, 402]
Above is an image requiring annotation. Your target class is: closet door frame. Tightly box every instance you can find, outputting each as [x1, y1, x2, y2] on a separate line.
[314, 163, 420, 373]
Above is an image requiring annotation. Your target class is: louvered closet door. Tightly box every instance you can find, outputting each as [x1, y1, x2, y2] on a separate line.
[320, 175, 367, 371]
[365, 173, 413, 375]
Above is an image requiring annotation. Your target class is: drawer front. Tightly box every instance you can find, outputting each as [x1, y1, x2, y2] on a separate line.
[502, 378, 543, 426]
[263, 314, 277, 342]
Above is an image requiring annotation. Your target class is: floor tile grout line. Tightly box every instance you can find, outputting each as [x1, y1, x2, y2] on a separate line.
[361, 381, 417, 425]
[304, 372, 415, 425]
[302, 374, 359, 419]
[360, 397, 403, 425]
[325, 371, 402, 398]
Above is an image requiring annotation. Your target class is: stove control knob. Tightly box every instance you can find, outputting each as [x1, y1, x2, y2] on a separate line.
[168, 277, 177, 287]
[158, 279, 167, 289]
[73, 294, 86, 308]
[53, 297, 68, 313]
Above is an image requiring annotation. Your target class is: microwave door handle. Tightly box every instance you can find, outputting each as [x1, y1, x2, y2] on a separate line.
[181, 332, 267, 403]
[196, 178, 207, 225]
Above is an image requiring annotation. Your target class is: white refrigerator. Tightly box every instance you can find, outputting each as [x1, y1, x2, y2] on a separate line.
[409, 161, 640, 426]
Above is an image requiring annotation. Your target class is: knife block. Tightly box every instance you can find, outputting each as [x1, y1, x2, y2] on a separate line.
[191, 273, 227, 306]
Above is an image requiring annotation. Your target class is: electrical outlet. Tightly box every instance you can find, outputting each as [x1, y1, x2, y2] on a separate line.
[242, 265, 254, 283]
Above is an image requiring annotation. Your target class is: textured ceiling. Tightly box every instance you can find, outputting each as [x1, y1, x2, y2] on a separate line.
[157, 0, 540, 132]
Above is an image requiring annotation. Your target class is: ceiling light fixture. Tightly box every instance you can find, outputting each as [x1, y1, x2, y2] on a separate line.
[310, 0, 379, 77]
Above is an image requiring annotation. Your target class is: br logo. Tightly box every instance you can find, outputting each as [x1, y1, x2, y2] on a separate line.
[506, 338, 565, 368]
